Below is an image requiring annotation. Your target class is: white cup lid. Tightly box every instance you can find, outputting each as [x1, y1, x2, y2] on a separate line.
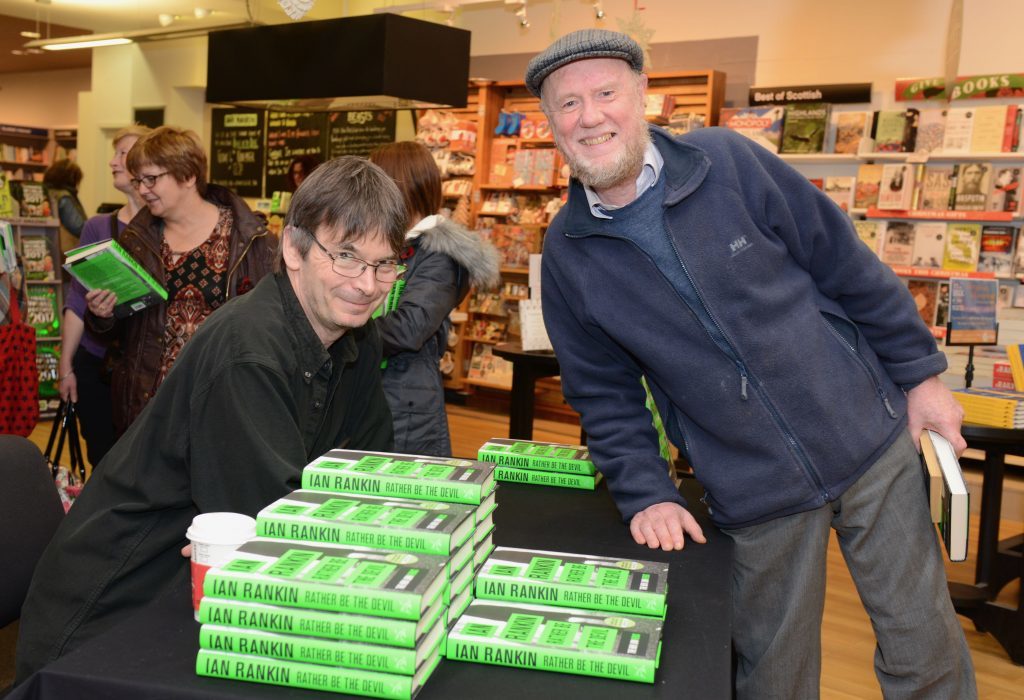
[186, 512, 256, 545]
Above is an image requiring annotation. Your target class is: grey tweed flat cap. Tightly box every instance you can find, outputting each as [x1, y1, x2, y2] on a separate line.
[524, 29, 644, 97]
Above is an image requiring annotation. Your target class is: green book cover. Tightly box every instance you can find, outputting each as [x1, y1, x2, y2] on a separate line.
[302, 449, 496, 506]
[493, 466, 602, 490]
[63, 237, 168, 317]
[477, 438, 596, 475]
[257, 490, 475, 557]
[476, 547, 669, 618]
[196, 647, 440, 700]
[780, 103, 830, 153]
[943, 223, 982, 271]
[199, 618, 444, 676]
[202, 538, 448, 621]
[446, 600, 663, 684]
[198, 596, 445, 649]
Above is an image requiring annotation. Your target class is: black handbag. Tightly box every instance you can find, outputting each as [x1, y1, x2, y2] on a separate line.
[44, 400, 87, 511]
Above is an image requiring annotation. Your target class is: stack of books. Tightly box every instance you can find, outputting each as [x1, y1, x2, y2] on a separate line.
[447, 547, 669, 683]
[477, 438, 602, 490]
[952, 387, 1024, 428]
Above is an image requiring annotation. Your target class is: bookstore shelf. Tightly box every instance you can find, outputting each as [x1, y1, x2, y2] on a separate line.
[866, 208, 1018, 222]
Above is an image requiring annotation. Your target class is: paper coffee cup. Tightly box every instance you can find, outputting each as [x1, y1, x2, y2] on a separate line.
[186, 512, 256, 619]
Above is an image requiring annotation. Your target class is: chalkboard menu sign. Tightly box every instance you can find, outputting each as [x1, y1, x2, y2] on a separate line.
[210, 108, 265, 197]
[265, 111, 328, 196]
[327, 110, 397, 159]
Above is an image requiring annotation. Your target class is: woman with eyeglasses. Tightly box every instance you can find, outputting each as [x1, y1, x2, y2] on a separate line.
[85, 126, 276, 437]
[369, 141, 500, 456]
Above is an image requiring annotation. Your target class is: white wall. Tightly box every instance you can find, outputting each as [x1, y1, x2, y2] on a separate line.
[0, 68, 90, 128]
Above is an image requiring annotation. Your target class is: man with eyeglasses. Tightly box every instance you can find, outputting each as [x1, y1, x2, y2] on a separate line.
[15, 156, 408, 682]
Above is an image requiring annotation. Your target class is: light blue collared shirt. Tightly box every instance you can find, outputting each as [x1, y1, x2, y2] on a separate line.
[584, 141, 664, 220]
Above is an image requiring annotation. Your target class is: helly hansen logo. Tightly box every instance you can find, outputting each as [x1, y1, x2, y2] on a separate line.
[729, 235, 752, 256]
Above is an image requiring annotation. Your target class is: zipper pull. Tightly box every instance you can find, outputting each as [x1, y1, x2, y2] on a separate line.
[882, 394, 897, 419]
[740, 373, 749, 401]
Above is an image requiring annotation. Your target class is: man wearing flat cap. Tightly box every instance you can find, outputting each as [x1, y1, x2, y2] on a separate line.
[529, 28, 976, 698]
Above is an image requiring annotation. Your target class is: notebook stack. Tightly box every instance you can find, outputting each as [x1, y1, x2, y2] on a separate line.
[446, 547, 669, 684]
[477, 438, 602, 490]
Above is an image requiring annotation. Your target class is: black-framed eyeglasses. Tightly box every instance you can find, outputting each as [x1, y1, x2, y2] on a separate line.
[308, 234, 406, 283]
[129, 171, 172, 190]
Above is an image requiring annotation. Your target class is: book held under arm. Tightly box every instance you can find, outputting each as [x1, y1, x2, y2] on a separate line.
[63, 238, 167, 318]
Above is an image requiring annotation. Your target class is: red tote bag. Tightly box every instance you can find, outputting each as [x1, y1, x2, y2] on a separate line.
[0, 285, 40, 437]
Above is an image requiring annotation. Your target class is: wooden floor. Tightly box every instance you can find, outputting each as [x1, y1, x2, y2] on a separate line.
[16, 404, 1024, 698]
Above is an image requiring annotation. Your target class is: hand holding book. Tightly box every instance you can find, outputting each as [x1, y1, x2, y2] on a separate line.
[85, 288, 118, 319]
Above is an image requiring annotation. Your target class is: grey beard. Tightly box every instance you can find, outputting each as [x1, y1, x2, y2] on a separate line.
[564, 127, 652, 192]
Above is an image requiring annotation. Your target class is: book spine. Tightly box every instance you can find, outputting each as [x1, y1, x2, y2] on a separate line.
[196, 649, 416, 700]
[446, 638, 656, 683]
[493, 466, 598, 490]
[301, 469, 484, 505]
[947, 165, 959, 211]
[1003, 106, 1019, 153]
[203, 572, 424, 621]
[478, 450, 595, 475]
[199, 598, 418, 647]
[109, 238, 168, 299]
[474, 574, 666, 618]
[257, 516, 452, 556]
[199, 625, 420, 675]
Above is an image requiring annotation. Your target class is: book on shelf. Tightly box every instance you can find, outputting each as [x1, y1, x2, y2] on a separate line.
[20, 236, 54, 280]
[718, 105, 784, 153]
[301, 449, 496, 506]
[942, 223, 982, 271]
[909, 222, 947, 269]
[988, 165, 1021, 213]
[475, 546, 670, 618]
[198, 596, 445, 649]
[1006, 105, 1022, 152]
[0, 174, 14, 219]
[256, 490, 475, 557]
[918, 165, 956, 211]
[941, 107, 975, 154]
[196, 647, 441, 699]
[914, 108, 947, 153]
[872, 108, 918, 152]
[969, 104, 1011, 153]
[14, 181, 49, 218]
[780, 103, 830, 154]
[920, 430, 969, 562]
[977, 225, 1015, 277]
[493, 466, 602, 490]
[26, 285, 59, 337]
[876, 163, 916, 210]
[853, 163, 884, 210]
[953, 162, 991, 211]
[828, 110, 873, 154]
[446, 600, 663, 684]
[63, 238, 169, 318]
[477, 438, 596, 475]
[935, 282, 951, 327]
[853, 220, 883, 255]
[823, 176, 855, 212]
[907, 280, 939, 326]
[1006, 344, 1024, 390]
[881, 222, 916, 266]
[1014, 229, 1024, 277]
[198, 618, 445, 676]
[202, 538, 449, 620]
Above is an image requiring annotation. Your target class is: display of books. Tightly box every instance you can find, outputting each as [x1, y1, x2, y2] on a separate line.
[780, 103, 830, 154]
[718, 105, 784, 153]
[853, 164, 883, 210]
[909, 222, 947, 269]
[969, 104, 1009, 153]
[988, 166, 1021, 213]
[881, 222, 915, 266]
[953, 162, 991, 211]
[25, 285, 59, 337]
[941, 108, 974, 154]
[196, 647, 441, 699]
[952, 387, 1024, 429]
[977, 226, 1015, 277]
[446, 600, 663, 683]
[876, 163, 915, 210]
[256, 490, 476, 557]
[63, 238, 168, 318]
[198, 618, 445, 675]
[918, 165, 956, 211]
[830, 110, 872, 154]
[475, 547, 670, 618]
[14, 181, 49, 218]
[492, 466, 602, 490]
[301, 449, 496, 506]
[920, 430, 969, 562]
[872, 108, 918, 152]
[477, 438, 596, 475]
[202, 538, 449, 620]
[20, 236, 53, 280]
[913, 108, 947, 153]
[943, 223, 982, 272]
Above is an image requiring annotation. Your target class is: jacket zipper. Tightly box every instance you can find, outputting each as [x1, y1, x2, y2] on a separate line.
[226, 227, 269, 298]
[823, 320, 899, 419]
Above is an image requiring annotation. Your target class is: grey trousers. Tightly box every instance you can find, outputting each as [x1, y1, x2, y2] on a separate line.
[723, 433, 977, 700]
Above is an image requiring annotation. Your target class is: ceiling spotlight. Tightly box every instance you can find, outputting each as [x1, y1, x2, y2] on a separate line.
[515, 1, 529, 27]
[194, 8, 210, 19]
[593, 2, 605, 19]
[20, 30, 41, 39]
[158, 13, 176, 27]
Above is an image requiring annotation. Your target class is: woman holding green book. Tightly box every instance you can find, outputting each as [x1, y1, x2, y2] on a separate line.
[369, 142, 500, 456]
[84, 126, 276, 437]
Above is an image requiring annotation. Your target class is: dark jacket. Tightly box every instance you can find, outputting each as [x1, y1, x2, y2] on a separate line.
[376, 218, 500, 455]
[15, 272, 394, 681]
[47, 186, 86, 255]
[87, 183, 276, 435]
[542, 127, 945, 529]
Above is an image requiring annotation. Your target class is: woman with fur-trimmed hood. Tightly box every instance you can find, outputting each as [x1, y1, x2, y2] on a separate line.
[370, 141, 500, 456]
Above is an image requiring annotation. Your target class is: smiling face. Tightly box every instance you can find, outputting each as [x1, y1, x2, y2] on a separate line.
[283, 224, 397, 346]
[132, 164, 195, 220]
[542, 57, 650, 204]
[109, 135, 141, 194]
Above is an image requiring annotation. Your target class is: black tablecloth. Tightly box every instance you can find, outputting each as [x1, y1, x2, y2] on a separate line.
[9, 480, 732, 699]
